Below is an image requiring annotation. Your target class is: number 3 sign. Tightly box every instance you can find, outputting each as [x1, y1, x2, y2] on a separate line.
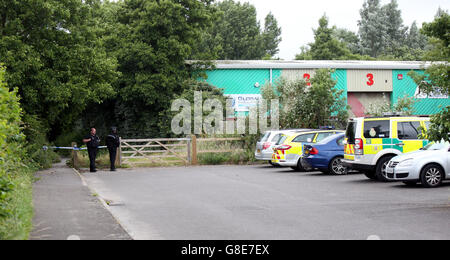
[366, 73, 374, 86]
[303, 73, 311, 86]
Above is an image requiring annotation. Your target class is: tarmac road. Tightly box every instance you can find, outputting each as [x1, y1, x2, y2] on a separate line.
[31, 160, 131, 240]
[82, 165, 450, 240]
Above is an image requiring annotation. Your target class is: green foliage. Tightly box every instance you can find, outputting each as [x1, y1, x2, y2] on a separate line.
[296, 15, 373, 60]
[0, 66, 34, 239]
[426, 107, 450, 142]
[0, 0, 119, 140]
[0, 65, 23, 217]
[358, 0, 387, 57]
[197, 135, 257, 165]
[0, 168, 34, 240]
[262, 69, 349, 129]
[262, 12, 282, 58]
[22, 114, 61, 169]
[365, 94, 417, 117]
[308, 15, 357, 60]
[159, 79, 228, 136]
[207, 0, 263, 60]
[333, 28, 362, 55]
[408, 10, 450, 142]
[95, 0, 216, 138]
[194, 0, 281, 60]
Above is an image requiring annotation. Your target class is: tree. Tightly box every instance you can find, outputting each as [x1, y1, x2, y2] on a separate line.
[295, 46, 313, 60]
[0, 0, 119, 140]
[0, 65, 23, 217]
[408, 10, 450, 142]
[296, 15, 361, 60]
[407, 21, 428, 50]
[262, 69, 348, 129]
[358, 0, 388, 57]
[103, 0, 216, 138]
[196, 0, 276, 60]
[333, 28, 362, 55]
[262, 12, 282, 58]
[382, 0, 408, 56]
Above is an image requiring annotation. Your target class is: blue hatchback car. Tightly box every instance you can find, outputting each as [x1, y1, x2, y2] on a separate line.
[302, 133, 347, 175]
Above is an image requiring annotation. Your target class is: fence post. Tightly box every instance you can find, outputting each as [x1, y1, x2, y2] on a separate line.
[187, 137, 192, 165]
[118, 137, 122, 167]
[71, 142, 79, 169]
[191, 135, 198, 165]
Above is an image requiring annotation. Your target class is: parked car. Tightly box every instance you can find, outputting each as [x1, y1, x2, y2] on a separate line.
[272, 130, 344, 171]
[255, 129, 312, 165]
[386, 141, 450, 188]
[303, 133, 347, 175]
[343, 115, 430, 181]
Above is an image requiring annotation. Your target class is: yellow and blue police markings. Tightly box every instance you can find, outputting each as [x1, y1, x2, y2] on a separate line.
[272, 130, 340, 163]
[344, 143, 355, 161]
[344, 121, 430, 161]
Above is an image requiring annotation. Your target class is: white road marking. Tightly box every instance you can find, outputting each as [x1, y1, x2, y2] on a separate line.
[67, 235, 81, 240]
[367, 235, 381, 240]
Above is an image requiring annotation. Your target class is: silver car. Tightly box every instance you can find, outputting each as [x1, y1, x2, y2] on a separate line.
[386, 142, 450, 188]
[255, 130, 308, 165]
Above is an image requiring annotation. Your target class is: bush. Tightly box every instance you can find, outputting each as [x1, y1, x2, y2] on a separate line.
[0, 65, 35, 239]
[365, 94, 417, 117]
[22, 114, 60, 169]
[261, 69, 349, 129]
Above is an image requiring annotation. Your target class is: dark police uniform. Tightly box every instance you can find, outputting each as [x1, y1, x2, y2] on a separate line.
[106, 131, 120, 171]
[85, 134, 100, 172]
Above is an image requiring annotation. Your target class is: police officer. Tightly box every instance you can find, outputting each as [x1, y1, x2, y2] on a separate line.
[83, 128, 100, 172]
[106, 127, 120, 171]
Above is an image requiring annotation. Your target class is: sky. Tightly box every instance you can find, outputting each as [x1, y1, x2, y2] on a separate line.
[235, 0, 450, 60]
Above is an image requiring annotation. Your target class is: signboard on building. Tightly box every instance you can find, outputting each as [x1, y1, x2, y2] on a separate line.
[414, 84, 449, 99]
[347, 70, 393, 92]
[225, 94, 262, 112]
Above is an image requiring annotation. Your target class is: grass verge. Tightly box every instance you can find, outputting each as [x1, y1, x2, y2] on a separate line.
[0, 167, 35, 240]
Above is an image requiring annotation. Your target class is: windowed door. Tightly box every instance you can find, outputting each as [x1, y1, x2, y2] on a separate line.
[397, 121, 423, 153]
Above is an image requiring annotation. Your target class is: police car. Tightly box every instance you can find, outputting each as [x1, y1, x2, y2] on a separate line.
[343, 115, 430, 181]
[272, 129, 344, 171]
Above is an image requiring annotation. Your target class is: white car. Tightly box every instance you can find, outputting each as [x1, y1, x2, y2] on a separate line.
[386, 142, 450, 188]
[255, 129, 311, 165]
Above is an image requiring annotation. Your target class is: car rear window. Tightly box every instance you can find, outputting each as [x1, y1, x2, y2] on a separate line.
[260, 132, 271, 142]
[292, 133, 316, 143]
[346, 122, 356, 144]
[398, 121, 421, 140]
[276, 135, 288, 145]
[316, 132, 335, 142]
[364, 120, 390, 139]
[270, 133, 283, 143]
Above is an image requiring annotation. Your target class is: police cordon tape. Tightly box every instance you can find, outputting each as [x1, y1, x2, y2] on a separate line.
[43, 146, 107, 151]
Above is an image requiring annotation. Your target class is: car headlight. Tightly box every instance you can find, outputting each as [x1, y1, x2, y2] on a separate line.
[397, 159, 413, 167]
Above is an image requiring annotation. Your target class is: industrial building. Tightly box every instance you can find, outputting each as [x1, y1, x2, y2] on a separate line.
[197, 60, 449, 117]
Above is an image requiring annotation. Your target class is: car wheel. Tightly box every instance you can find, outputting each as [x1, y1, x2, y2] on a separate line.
[292, 159, 306, 172]
[329, 157, 347, 175]
[375, 156, 394, 182]
[268, 161, 275, 166]
[420, 164, 444, 188]
[363, 171, 377, 180]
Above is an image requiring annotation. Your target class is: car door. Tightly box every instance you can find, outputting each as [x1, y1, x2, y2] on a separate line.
[396, 121, 424, 153]
[447, 146, 450, 177]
